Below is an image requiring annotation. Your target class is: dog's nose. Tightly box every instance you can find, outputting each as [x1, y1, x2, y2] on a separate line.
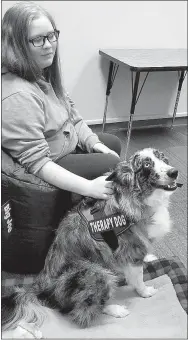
[167, 168, 178, 179]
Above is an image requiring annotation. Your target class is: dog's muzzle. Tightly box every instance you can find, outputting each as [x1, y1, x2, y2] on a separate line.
[167, 168, 178, 179]
[134, 166, 183, 191]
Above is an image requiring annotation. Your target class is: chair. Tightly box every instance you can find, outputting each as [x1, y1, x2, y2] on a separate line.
[1, 150, 70, 274]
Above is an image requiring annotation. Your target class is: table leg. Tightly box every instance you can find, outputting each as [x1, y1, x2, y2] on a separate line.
[171, 70, 187, 129]
[102, 61, 119, 132]
[125, 71, 140, 160]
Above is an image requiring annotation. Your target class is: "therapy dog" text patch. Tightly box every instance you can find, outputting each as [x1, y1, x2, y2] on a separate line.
[78, 201, 132, 242]
[89, 214, 127, 234]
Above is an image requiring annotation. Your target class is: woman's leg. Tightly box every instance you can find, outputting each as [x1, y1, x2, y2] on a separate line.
[56, 152, 119, 179]
[55, 134, 121, 210]
[56, 133, 121, 208]
[56, 133, 121, 179]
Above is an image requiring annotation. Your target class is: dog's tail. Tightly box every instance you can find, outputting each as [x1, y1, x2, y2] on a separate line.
[1, 286, 45, 332]
[54, 261, 118, 328]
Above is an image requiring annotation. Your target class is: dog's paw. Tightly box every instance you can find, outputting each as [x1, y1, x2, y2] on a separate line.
[137, 285, 157, 298]
[103, 304, 130, 318]
[144, 254, 158, 262]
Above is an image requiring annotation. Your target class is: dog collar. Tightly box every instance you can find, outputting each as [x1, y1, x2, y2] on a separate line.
[78, 200, 133, 251]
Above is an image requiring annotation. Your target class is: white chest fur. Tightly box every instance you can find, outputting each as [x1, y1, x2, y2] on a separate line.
[144, 189, 172, 240]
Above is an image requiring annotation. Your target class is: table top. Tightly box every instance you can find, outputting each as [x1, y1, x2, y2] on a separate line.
[99, 48, 188, 71]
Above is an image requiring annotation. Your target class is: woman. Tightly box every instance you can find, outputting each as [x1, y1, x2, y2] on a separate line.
[2, 2, 121, 273]
[2, 1, 121, 200]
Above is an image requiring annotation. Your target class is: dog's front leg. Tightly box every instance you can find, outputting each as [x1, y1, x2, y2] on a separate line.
[124, 263, 157, 298]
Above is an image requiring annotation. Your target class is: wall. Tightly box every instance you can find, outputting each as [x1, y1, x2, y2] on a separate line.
[2, 1, 187, 124]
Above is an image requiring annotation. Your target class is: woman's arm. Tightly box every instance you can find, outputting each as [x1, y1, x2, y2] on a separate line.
[37, 161, 113, 200]
[2, 91, 51, 174]
[65, 93, 100, 152]
[2, 91, 113, 200]
[66, 94, 120, 157]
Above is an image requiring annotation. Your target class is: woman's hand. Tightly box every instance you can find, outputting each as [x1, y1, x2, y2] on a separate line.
[93, 143, 120, 159]
[87, 175, 114, 200]
[38, 161, 114, 200]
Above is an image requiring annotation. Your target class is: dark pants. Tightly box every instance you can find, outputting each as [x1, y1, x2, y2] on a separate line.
[56, 133, 122, 179]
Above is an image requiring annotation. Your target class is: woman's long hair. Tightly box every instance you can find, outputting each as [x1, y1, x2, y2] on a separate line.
[2, 1, 65, 100]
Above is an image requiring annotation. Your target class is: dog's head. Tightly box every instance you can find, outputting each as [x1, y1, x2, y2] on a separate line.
[106, 148, 180, 199]
[129, 148, 179, 194]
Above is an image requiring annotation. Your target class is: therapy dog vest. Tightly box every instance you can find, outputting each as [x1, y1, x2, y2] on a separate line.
[78, 200, 133, 251]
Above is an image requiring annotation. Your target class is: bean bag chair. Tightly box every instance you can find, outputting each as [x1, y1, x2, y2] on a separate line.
[1, 149, 71, 274]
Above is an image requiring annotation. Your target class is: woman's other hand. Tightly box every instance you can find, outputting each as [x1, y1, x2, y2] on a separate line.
[93, 143, 120, 159]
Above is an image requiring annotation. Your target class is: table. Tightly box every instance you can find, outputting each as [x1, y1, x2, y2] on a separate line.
[99, 49, 188, 159]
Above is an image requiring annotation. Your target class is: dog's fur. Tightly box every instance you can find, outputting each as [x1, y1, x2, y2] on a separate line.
[2, 148, 180, 333]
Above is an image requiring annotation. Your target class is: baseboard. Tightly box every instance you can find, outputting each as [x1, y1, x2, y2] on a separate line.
[86, 112, 187, 126]
[88, 116, 187, 133]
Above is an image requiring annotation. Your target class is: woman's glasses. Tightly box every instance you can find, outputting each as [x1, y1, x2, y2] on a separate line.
[29, 29, 60, 47]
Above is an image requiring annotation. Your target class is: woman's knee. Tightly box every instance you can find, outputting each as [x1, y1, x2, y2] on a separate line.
[100, 153, 120, 174]
[97, 133, 121, 156]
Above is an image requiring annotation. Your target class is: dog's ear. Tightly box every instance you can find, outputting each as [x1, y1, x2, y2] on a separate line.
[129, 153, 142, 172]
[105, 172, 116, 181]
[115, 162, 134, 187]
[105, 162, 134, 186]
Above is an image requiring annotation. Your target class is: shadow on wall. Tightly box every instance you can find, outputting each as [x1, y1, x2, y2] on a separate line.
[71, 54, 178, 124]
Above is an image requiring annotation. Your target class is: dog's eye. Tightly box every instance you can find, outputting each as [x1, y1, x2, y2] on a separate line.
[144, 162, 150, 168]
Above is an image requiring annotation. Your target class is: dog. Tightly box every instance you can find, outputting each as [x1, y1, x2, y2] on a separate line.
[2, 147, 182, 336]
